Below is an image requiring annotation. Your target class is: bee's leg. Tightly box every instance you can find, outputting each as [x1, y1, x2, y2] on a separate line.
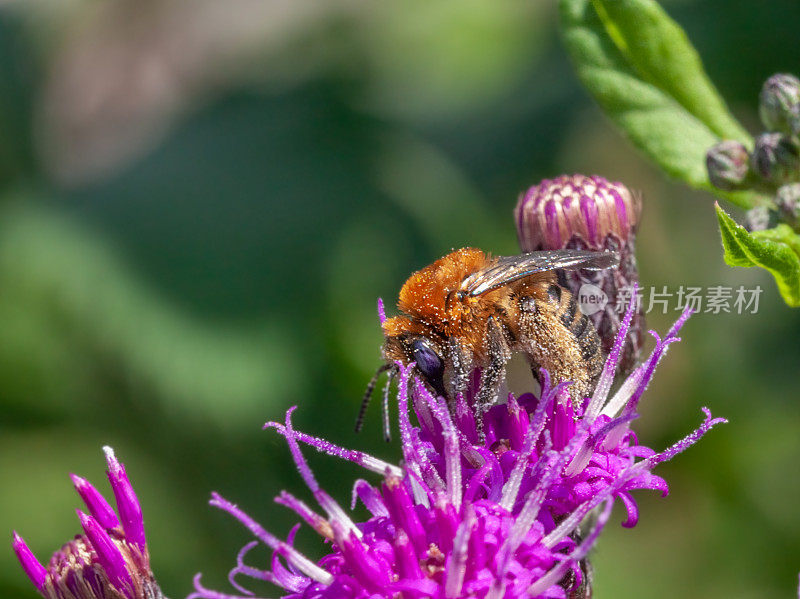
[519, 287, 602, 407]
[565, 530, 594, 599]
[518, 295, 545, 386]
[475, 317, 511, 442]
[355, 363, 391, 433]
[381, 366, 397, 443]
[447, 337, 472, 405]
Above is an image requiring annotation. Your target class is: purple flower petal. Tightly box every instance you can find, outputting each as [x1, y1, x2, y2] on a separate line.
[78, 510, 135, 598]
[11, 532, 47, 592]
[103, 446, 146, 551]
[70, 473, 120, 531]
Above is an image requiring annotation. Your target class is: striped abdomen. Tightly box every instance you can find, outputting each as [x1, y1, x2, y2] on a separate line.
[517, 282, 604, 404]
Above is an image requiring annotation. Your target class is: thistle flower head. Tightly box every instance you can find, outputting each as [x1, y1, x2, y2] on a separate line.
[515, 175, 640, 253]
[190, 300, 724, 599]
[12, 447, 163, 599]
[514, 174, 644, 376]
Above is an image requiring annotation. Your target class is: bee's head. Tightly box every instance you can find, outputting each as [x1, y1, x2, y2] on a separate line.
[407, 337, 446, 397]
[382, 317, 447, 397]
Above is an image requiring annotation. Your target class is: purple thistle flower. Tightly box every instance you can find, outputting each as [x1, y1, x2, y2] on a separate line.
[190, 300, 724, 599]
[12, 447, 165, 599]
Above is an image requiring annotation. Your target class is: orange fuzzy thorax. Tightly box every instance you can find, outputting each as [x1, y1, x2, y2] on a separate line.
[382, 248, 508, 356]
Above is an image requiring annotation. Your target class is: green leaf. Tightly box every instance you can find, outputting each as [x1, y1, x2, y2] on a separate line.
[589, 0, 749, 142]
[559, 0, 760, 209]
[715, 204, 800, 307]
[753, 223, 800, 256]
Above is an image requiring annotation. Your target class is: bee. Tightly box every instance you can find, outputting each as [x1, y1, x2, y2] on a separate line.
[357, 248, 619, 439]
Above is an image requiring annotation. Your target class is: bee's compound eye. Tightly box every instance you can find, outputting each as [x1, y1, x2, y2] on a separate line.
[410, 339, 444, 380]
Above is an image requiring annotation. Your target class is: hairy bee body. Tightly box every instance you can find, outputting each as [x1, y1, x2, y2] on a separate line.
[380, 248, 612, 411]
[509, 274, 603, 401]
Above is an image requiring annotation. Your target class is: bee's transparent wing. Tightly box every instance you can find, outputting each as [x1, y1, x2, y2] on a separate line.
[461, 249, 619, 297]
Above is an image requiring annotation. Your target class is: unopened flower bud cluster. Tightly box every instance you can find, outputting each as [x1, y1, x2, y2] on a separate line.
[706, 73, 800, 231]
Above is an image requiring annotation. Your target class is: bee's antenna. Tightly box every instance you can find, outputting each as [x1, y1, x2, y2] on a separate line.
[355, 363, 391, 434]
[381, 367, 396, 443]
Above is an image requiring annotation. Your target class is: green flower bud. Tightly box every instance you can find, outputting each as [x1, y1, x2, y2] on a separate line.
[744, 206, 778, 232]
[706, 140, 751, 190]
[776, 183, 800, 224]
[751, 132, 800, 185]
[759, 73, 800, 133]
[790, 104, 800, 138]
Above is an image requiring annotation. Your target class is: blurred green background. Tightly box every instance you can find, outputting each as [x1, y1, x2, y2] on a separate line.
[1, 1, 799, 598]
